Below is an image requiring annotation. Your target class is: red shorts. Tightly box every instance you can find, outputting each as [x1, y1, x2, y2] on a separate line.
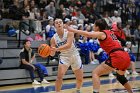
[106, 51, 130, 71]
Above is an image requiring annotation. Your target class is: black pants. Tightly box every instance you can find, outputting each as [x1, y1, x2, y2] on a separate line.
[20, 64, 44, 82]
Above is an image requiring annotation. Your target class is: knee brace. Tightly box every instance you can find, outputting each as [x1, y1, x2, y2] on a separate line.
[116, 73, 128, 85]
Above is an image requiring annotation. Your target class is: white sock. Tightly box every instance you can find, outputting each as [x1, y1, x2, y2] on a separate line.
[93, 89, 99, 92]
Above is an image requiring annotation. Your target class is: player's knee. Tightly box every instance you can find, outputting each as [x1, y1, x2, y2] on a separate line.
[92, 70, 99, 77]
[116, 73, 128, 85]
[76, 77, 83, 83]
[56, 74, 64, 81]
[56, 77, 63, 82]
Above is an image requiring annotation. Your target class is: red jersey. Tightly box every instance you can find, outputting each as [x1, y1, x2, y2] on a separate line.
[99, 30, 130, 70]
[113, 29, 126, 40]
[99, 30, 122, 54]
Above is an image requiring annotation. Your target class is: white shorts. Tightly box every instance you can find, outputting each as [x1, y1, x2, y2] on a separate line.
[59, 53, 83, 71]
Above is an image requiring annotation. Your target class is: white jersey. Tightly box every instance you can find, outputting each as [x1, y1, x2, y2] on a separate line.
[53, 29, 79, 56]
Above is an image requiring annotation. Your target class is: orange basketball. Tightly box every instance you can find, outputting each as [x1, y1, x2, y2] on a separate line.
[38, 44, 51, 58]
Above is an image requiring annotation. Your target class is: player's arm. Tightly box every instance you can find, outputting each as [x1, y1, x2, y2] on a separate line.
[67, 27, 106, 40]
[50, 37, 56, 56]
[56, 32, 74, 51]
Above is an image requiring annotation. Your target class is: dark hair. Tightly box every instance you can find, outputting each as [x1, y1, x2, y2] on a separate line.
[23, 40, 30, 45]
[94, 19, 109, 31]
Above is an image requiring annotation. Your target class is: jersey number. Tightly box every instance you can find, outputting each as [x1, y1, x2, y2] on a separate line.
[110, 34, 118, 40]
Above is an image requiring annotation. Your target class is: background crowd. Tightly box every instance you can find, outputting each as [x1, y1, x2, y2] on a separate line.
[0, 0, 140, 64]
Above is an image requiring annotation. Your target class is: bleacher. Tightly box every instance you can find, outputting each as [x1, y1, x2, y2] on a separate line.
[0, 22, 99, 85]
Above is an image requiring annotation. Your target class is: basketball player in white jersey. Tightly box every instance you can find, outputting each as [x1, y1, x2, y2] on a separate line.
[50, 19, 83, 93]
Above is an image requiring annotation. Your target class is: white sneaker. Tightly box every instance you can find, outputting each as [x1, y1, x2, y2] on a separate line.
[52, 59, 56, 62]
[109, 73, 114, 77]
[90, 61, 97, 64]
[132, 71, 139, 75]
[32, 80, 41, 85]
[125, 70, 130, 75]
[41, 79, 50, 84]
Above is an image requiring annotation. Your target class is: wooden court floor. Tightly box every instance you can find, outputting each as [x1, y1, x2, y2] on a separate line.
[0, 75, 140, 93]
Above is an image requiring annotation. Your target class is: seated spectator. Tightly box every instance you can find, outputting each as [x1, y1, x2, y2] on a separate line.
[19, 40, 50, 85]
[134, 24, 140, 59]
[123, 23, 132, 41]
[124, 41, 139, 75]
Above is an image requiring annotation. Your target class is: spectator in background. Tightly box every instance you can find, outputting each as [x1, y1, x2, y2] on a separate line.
[111, 10, 122, 23]
[134, 24, 140, 58]
[56, 4, 70, 19]
[30, 0, 37, 9]
[56, 4, 65, 19]
[123, 23, 132, 41]
[45, 1, 56, 18]
[91, 2, 101, 20]
[19, 40, 50, 85]
[78, 36, 90, 65]
[45, 17, 56, 41]
[124, 41, 139, 75]
[39, 0, 48, 9]
[71, 17, 78, 29]
[81, 1, 92, 21]
[9, 1, 22, 20]
[40, 9, 49, 30]
[134, 24, 140, 41]
[103, 11, 113, 27]
[76, 9, 86, 24]
[60, 12, 70, 21]
[64, 18, 71, 26]
[20, 5, 31, 33]
[82, 1, 92, 15]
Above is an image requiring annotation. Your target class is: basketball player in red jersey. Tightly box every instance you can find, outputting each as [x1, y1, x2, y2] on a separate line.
[109, 22, 127, 77]
[67, 19, 133, 93]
